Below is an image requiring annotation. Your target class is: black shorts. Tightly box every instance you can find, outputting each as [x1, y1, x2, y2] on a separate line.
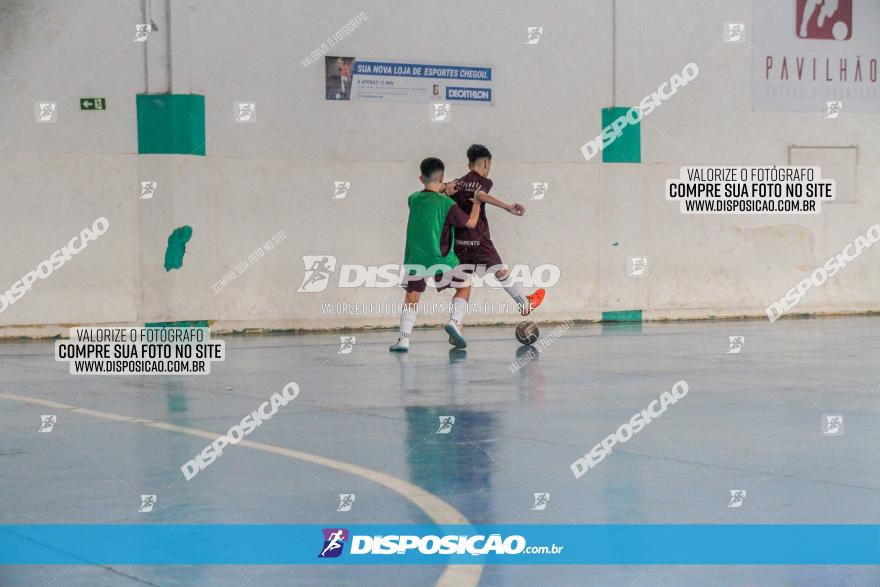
[402, 270, 471, 293]
[454, 238, 504, 269]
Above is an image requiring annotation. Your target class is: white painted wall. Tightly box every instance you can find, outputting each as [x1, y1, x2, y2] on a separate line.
[1, 0, 878, 336]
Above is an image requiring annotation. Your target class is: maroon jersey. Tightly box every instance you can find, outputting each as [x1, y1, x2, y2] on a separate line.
[440, 204, 470, 256]
[451, 170, 503, 267]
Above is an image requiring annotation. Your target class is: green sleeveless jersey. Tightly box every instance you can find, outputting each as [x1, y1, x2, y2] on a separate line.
[403, 190, 460, 277]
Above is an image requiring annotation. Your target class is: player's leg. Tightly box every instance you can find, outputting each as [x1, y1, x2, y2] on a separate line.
[445, 285, 470, 349]
[494, 266, 545, 316]
[390, 288, 421, 352]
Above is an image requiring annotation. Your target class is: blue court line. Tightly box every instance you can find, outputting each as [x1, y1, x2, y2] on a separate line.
[1, 525, 878, 565]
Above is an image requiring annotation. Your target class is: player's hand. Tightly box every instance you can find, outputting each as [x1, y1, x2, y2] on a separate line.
[507, 203, 525, 216]
[445, 180, 458, 195]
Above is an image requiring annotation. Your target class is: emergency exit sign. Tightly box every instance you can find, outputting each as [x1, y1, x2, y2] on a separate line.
[80, 98, 106, 110]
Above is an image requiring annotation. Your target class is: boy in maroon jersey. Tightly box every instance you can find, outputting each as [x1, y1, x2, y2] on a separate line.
[389, 157, 483, 352]
[450, 144, 545, 332]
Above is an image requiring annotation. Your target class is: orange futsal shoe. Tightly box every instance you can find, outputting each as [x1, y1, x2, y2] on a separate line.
[521, 288, 545, 316]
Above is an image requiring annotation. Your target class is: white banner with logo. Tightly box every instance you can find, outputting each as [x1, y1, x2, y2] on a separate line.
[324, 56, 493, 104]
[752, 0, 879, 112]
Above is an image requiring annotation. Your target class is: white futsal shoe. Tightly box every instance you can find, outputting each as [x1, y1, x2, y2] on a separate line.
[389, 337, 410, 352]
[444, 321, 467, 349]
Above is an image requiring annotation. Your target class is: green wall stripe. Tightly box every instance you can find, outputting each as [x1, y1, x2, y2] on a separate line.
[601, 310, 643, 322]
[145, 320, 210, 328]
[601, 106, 641, 163]
[137, 94, 206, 156]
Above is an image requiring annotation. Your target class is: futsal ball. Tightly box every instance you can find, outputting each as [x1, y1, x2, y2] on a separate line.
[515, 321, 539, 345]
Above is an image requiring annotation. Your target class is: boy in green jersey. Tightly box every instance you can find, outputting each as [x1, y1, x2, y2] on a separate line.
[389, 157, 481, 352]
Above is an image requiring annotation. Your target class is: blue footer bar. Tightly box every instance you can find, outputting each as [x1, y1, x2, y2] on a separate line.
[1, 525, 878, 564]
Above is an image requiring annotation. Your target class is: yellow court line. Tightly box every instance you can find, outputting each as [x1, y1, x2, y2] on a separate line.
[0, 392, 482, 587]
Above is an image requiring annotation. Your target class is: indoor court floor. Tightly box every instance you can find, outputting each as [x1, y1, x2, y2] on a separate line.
[1, 316, 878, 586]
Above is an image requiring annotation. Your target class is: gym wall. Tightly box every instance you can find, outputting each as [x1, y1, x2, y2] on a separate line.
[1, 0, 878, 337]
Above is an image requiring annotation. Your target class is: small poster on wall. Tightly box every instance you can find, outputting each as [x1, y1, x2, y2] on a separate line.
[324, 56, 493, 104]
[752, 0, 880, 112]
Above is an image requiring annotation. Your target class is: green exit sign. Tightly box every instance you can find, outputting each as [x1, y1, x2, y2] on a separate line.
[80, 98, 106, 110]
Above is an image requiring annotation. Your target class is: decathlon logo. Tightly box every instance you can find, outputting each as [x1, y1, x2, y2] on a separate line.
[797, 0, 851, 40]
[446, 87, 491, 102]
[581, 63, 698, 162]
[319, 528, 349, 558]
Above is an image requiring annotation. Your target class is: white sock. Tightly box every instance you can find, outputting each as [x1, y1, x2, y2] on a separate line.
[450, 297, 467, 324]
[399, 306, 417, 339]
[498, 274, 527, 308]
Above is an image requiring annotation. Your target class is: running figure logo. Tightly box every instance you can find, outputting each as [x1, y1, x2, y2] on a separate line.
[140, 181, 158, 199]
[430, 103, 450, 123]
[531, 492, 550, 511]
[530, 182, 549, 200]
[822, 414, 844, 435]
[723, 23, 745, 43]
[235, 102, 256, 123]
[39, 415, 56, 433]
[728, 489, 746, 508]
[298, 255, 337, 292]
[35, 102, 57, 123]
[134, 24, 151, 42]
[318, 528, 349, 558]
[338, 336, 356, 354]
[628, 257, 648, 277]
[824, 101, 842, 119]
[524, 27, 543, 45]
[437, 416, 455, 434]
[797, 0, 851, 40]
[337, 494, 355, 512]
[727, 336, 745, 354]
[138, 494, 157, 512]
[333, 181, 351, 200]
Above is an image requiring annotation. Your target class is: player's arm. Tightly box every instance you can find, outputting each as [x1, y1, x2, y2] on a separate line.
[474, 190, 525, 216]
[448, 194, 482, 229]
[441, 180, 458, 195]
[462, 193, 482, 228]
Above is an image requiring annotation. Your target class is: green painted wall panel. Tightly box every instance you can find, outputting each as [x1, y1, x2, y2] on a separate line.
[601, 309, 643, 322]
[136, 94, 206, 155]
[601, 106, 641, 163]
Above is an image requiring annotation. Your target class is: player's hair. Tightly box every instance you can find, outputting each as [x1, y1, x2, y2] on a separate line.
[467, 144, 492, 164]
[420, 157, 445, 180]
